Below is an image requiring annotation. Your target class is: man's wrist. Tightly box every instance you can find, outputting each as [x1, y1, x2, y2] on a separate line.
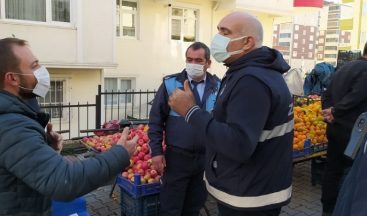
[185, 105, 200, 123]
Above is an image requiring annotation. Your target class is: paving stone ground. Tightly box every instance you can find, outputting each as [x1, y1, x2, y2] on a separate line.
[84, 160, 322, 216]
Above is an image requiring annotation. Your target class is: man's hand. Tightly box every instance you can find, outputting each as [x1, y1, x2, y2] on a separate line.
[116, 127, 138, 157]
[168, 80, 196, 117]
[322, 108, 334, 123]
[152, 155, 166, 175]
[47, 123, 63, 153]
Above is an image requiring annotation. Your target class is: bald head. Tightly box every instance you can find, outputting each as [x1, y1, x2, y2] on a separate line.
[219, 12, 263, 48]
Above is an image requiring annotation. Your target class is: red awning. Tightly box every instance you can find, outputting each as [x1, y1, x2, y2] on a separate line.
[293, 0, 323, 8]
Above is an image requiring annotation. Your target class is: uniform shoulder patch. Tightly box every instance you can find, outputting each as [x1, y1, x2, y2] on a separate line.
[163, 73, 179, 80]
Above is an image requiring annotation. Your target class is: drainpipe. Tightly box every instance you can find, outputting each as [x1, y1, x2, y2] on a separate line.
[211, 0, 221, 40]
[214, 0, 221, 11]
[356, 0, 363, 48]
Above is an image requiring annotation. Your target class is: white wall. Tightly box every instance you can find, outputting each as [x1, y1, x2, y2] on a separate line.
[105, 0, 228, 91]
[0, 0, 116, 67]
[47, 68, 101, 138]
[106, 0, 296, 91]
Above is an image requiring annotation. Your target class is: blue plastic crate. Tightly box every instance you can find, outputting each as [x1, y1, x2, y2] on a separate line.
[52, 197, 89, 216]
[117, 175, 160, 199]
[120, 189, 160, 216]
[311, 142, 328, 153]
[293, 139, 312, 158]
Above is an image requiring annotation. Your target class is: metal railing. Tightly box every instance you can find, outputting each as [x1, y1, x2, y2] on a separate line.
[39, 85, 156, 140]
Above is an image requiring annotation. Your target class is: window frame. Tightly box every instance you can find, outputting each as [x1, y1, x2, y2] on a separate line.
[38, 78, 69, 120]
[169, 5, 199, 43]
[116, 0, 139, 39]
[0, 0, 74, 28]
[104, 77, 134, 106]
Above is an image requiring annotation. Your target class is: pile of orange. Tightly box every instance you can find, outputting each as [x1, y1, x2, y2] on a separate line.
[293, 98, 327, 150]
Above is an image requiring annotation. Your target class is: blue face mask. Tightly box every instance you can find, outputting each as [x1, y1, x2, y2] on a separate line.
[210, 34, 248, 63]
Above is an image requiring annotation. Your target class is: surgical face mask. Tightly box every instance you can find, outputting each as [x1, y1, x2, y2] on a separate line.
[186, 63, 205, 79]
[210, 33, 248, 62]
[15, 66, 51, 98]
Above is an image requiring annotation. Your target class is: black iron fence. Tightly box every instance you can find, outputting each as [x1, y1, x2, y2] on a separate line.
[40, 85, 156, 140]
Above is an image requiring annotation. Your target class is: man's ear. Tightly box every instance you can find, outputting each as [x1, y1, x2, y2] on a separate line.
[208, 59, 212, 67]
[242, 36, 256, 51]
[4, 72, 18, 85]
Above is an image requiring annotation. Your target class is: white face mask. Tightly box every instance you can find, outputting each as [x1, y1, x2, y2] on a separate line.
[210, 33, 247, 63]
[16, 66, 51, 98]
[186, 63, 205, 79]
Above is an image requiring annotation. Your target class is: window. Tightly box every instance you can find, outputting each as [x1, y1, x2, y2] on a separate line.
[325, 46, 337, 51]
[104, 78, 133, 105]
[279, 33, 291, 38]
[311, 27, 314, 33]
[325, 54, 337, 58]
[319, 38, 325, 44]
[279, 42, 290, 47]
[38, 80, 65, 118]
[309, 44, 313, 49]
[280, 23, 292, 32]
[302, 39, 306, 44]
[170, 7, 198, 42]
[310, 35, 314, 41]
[295, 25, 299, 31]
[326, 38, 338, 42]
[3, 0, 70, 23]
[318, 46, 324, 51]
[327, 30, 339, 35]
[294, 34, 298, 39]
[116, 0, 139, 38]
[293, 51, 297, 57]
[318, 54, 323, 59]
[303, 30, 306, 35]
[320, 31, 325, 36]
[294, 42, 298, 48]
[308, 52, 313, 58]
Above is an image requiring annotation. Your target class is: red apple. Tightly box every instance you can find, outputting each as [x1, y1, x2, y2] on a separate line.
[150, 169, 158, 178]
[138, 139, 145, 145]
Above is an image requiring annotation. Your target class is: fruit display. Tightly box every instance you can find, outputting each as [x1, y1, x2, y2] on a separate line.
[293, 95, 328, 151]
[82, 123, 165, 185]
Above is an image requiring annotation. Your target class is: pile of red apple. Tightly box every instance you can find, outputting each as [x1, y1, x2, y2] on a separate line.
[82, 133, 121, 152]
[82, 124, 165, 185]
[122, 124, 162, 185]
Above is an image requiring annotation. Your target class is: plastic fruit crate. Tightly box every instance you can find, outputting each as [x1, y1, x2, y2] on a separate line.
[120, 188, 160, 216]
[52, 196, 89, 216]
[311, 142, 328, 153]
[117, 175, 160, 199]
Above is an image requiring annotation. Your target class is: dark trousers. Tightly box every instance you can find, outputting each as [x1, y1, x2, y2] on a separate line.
[321, 124, 353, 213]
[217, 203, 281, 216]
[159, 147, 207, 216]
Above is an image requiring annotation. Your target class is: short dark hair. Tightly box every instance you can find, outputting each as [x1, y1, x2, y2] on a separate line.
[0, 38, 27, 88]
[363, 41, 367, 56]
[186, 42, 211, 61]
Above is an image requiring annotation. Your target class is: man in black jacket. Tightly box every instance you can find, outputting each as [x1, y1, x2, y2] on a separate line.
[0, 37, 137, 215]
[169, 12, 293, 216]
[321, 42, 367, 216]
